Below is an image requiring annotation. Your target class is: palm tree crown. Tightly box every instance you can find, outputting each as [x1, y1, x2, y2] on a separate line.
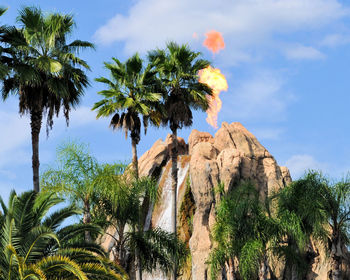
[92, 53, 161, 178]
[148, 41, 212, 131]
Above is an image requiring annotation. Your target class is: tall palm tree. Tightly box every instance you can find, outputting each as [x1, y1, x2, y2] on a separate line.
[0, 7, 93, 192]
[92, 53, 161, 179]
[0, 190, 128, 280]
[148, 42, 212, 279]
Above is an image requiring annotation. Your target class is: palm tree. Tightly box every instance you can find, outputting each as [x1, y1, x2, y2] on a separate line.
[276, 172, 329, 280]
[306, 172, 350, 280]
[41, 141, 126, 243]
[0, 7, 93, 192]
[148, 42, 212, 279]
[92, 53, 161, 179]
[94, 175, 187, 280]
[0, 190, 128, 280]
[209, 182, 271, 280]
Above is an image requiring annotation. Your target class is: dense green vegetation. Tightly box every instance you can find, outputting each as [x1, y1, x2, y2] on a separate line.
[1, 5, 350, 280]
[0, 190, 127, 279]
[209, 173, 350, 280]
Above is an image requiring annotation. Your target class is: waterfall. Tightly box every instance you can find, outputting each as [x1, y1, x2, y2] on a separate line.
[143, 156, 190, 280]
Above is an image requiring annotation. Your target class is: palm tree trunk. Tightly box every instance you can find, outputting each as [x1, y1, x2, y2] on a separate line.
[291, 264, 298, 280]
[330, 255, 341, 280]
[259, 253, 269, 280]
[171, 127, 178, 280]
[135, 230, 142, 280]
[131, 136, 142, 279]
[30, 110, 42, 193]
[131, 137, 139, 179]
[330, 237, 342, 280]
[227, 258, 235, 280]
[83, 200, 92, 242]
[135, 256, 142, 280]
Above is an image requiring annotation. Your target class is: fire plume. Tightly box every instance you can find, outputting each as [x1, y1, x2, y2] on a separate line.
[203, 30, 225, 54]
[198, 66, 228, 129]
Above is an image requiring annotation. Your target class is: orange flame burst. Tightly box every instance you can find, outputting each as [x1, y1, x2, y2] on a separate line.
[198, 66, 228, 129]
[203, 30, 225, 54]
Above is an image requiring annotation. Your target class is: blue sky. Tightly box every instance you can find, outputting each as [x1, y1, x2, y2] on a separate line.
[1, 0, 350, 201]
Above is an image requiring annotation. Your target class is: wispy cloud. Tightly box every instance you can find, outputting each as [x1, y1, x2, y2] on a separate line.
[285, 45, 325, 60]
[320, 33, 350, 47]
[221, 70, 294, 122]
[94, 0, 348, 63]
[252, 127, 285, 140]
[285, 154, 328, 179]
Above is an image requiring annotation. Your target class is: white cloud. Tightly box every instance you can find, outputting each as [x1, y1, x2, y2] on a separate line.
[320, 33, 350, 47]
[95, 0, 348, 62]
[252, 127, 284, 140]
[285, 154, 328, 179]
[285, 45, 325, 60]
[221, 70, 294, 122]
[0, 111, 30, 155]
[0, 111, 31, 168]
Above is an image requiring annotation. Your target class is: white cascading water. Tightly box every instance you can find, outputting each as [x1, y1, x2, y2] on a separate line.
[143, 157, 190, 280]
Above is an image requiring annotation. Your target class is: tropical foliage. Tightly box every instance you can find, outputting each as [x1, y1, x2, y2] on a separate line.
[277, 172, 350, 280]
[41, 142, 125, 243]
[210, 173, 350, 280]
[41, 141, 187, 279]
[0, 190, 127, 280]
[94, 176, 187, 279]
[209, 182, 302, 280]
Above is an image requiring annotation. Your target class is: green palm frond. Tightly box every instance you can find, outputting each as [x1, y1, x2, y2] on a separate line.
[0, 190, 129, 280]
[93, 53, 162, 141]
[1, 6, 93, 134]
[0, 7, 7, 17]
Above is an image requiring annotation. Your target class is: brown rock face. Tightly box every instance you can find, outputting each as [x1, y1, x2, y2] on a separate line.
[139, 122, 292, 280]
[138, 135, 188, 177]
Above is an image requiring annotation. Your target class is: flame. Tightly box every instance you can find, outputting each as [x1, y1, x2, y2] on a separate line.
[203, 30, 225, 54]
[198, 66, 228, 129]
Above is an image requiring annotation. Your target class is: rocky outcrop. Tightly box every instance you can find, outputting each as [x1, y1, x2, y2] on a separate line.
[136, 122, 349, 280]
[138, 134, 188, 177]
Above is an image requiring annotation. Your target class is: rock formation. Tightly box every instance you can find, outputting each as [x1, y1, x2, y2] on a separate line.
[138, 122, 292, 279]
